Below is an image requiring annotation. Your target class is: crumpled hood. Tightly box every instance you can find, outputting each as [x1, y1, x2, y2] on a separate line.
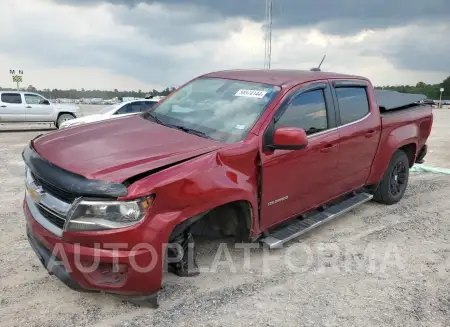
[33, 115, 224, 182]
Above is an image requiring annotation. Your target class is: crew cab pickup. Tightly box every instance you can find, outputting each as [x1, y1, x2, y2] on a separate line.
[22, 70, 433, 307]
[0, 91, 80, 127]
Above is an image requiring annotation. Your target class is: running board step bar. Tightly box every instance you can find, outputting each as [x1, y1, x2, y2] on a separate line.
[260, 192, 373, 249]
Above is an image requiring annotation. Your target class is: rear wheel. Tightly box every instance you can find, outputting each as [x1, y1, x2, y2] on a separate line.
[373, 150, 409, 205]
[56, 114, 75, 128]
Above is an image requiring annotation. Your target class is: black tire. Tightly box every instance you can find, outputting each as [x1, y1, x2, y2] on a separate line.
[373, 150, 410, 205]
[56, 113, 75, 128]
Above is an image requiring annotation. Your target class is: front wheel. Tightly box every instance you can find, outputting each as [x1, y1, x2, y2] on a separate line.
[56, 114, 75, 128]
[373, 150, 410, 205]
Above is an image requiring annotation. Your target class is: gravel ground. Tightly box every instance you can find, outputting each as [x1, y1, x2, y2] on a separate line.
[1, 108, 450, 327]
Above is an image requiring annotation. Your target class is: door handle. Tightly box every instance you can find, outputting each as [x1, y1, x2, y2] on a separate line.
[319, 143, 335, 153]
[26, 106, 32, 108]
[365, 130, 376, 138]
[0, 105, 6, 108]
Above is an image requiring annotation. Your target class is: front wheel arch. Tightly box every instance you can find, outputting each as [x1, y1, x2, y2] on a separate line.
[168, 200, 253, 243]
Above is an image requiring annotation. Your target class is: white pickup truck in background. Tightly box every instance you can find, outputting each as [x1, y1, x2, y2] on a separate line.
[0, 91, 80, 128]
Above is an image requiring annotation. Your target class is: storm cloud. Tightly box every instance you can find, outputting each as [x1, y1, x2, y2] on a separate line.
[0, 0, 448, 90]
[54, 0, 450, 33]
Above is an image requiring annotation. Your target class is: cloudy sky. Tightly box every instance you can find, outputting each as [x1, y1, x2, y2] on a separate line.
[0, 0, 448, 91]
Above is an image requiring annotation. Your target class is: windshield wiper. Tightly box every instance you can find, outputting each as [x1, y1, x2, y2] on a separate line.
[146, 112, 165, 125]
[169, 124, 211, 139]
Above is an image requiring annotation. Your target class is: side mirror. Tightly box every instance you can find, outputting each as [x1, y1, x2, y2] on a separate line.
[268, 127, 308, 150]
[40, 99, 50, 105]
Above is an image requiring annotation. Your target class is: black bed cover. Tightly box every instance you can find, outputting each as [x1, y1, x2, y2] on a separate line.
[375, 90, 427, 111]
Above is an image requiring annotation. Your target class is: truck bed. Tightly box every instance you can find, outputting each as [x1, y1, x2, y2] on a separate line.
[375, 89, 427, 112]
[376, 90, 433, 146]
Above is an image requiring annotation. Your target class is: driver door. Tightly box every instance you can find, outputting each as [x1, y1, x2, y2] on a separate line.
[259, 82, 341, 231]
[24, 94, 53, 121]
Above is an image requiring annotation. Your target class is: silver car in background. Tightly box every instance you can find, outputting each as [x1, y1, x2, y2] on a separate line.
[59, 98, 159, 128]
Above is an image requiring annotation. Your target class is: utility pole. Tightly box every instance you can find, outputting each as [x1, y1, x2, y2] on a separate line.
[264, 0, 273, 70]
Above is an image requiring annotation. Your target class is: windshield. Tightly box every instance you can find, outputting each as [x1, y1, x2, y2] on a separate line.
[99, 103, 122, 114]
[148, 77, 280, 142]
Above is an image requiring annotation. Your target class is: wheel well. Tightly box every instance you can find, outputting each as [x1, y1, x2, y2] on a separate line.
[399, 143, 416, 167]
[169, 201, 253, 242]
[57, 111, 75, 119]
[56, 112, 76, 127]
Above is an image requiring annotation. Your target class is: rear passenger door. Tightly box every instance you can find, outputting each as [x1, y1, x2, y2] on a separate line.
[0, 92, 25, 122]
[331, 80, 381, 193]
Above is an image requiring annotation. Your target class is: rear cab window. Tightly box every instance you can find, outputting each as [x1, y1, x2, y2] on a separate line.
[334, 86, 370, 125]
[1, 93, 22, 104]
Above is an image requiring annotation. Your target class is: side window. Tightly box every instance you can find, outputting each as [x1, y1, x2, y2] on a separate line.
[129, 102, 144, 113]
[276, 89, 328, 135]
[1, 93, 22, 104]
[141, 101, 157, 111]
[115, 104, 132, 115]
[25, 94, 46, 105]
[335, 87, 370, 125]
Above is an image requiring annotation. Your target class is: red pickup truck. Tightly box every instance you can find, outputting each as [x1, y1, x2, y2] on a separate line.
[22, 70, 432, 307]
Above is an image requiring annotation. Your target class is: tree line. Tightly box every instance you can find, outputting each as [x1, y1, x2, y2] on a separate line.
[1, 75, 449, 100]
[375, 76, 450, 100]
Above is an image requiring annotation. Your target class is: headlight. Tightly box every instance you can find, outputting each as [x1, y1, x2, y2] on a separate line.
[66, 195, 154, 231]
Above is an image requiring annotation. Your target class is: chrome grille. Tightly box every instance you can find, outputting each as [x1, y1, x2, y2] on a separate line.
[36, 204, 66, 229]
[32, 172, 77, 203]
[25, 165, 73, 236]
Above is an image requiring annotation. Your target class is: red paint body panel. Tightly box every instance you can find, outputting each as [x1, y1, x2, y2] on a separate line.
[204, 69, 365, 89]
[24, 70, 433, 298]
[272, 127, 308, 147]
[24, 200, 164, 295]
[332, 79, 382, 193]
[33, 115, 224, 182]
[367, 106, 433, 184]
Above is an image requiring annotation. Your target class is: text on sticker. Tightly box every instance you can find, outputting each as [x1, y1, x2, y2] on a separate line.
[235, 89, 268, 98]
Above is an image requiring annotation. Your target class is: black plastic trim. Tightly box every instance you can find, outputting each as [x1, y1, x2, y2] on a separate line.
[266, 144, 307, 151]
[332, 80, 368, 88]
[22, 142, 128, 199]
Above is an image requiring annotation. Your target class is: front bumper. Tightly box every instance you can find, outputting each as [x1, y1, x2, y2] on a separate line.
[24, 197, 163, 307]
[26, 224, 90, 292]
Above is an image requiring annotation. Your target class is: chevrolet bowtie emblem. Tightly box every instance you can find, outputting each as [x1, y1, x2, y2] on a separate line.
[28, 185, 43, 203]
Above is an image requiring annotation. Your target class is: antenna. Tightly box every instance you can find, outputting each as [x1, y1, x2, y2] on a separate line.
[310, 54, 326, 72]
[264, 0, 273, 69]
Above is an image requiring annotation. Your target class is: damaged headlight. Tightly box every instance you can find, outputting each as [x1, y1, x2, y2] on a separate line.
[66, 195, 155, 231]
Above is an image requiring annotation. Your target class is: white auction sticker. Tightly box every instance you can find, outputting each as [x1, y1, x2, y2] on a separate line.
[235, 89, 267, 98]
[234, 124, 246, 130]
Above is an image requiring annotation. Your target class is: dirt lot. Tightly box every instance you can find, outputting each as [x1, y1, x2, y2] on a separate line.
[1, 108, 450, 327]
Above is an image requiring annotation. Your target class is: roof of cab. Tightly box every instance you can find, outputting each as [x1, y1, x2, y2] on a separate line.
[202, 69, 367, 89]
